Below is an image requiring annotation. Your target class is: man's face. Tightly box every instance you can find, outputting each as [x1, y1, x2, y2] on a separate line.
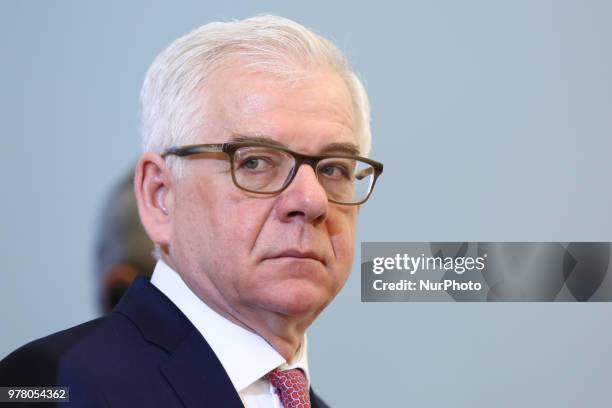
[167, 65, 359, 325]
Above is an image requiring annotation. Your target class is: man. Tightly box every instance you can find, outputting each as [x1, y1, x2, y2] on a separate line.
[0, 15, 383, 407]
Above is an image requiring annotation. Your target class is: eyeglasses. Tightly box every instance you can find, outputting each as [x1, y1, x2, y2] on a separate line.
[162, 142, 383, 205]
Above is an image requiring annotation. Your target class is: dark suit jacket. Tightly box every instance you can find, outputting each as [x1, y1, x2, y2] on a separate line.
[0, 277, 330, 408]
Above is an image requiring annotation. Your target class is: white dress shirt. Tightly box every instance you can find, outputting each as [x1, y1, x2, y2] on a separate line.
[151, 260, 310, 407]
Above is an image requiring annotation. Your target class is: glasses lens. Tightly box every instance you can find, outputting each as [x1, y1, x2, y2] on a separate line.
[317, 158, 375, 204]
[233, 146, 295, 192]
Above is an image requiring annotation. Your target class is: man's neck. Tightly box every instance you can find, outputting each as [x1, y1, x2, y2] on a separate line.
[157, 257, 311, 362]
[202, 292, 312, 362]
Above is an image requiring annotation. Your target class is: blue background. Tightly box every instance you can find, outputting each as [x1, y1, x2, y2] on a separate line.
[2, 1, 611, 406]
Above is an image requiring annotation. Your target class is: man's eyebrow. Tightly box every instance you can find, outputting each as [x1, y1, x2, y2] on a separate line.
[229, 134, 286, 148]
[229, 134, 361, 156]
[319, 142, 361, 156]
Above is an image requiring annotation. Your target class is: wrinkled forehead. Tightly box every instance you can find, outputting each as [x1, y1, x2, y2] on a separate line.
[197, 63, 359, 155]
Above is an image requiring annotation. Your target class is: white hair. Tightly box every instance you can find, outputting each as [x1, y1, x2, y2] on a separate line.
[140, 14, 371, 176]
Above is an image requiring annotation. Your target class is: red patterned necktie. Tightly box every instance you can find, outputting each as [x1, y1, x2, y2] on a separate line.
[264, 368, 311, 408]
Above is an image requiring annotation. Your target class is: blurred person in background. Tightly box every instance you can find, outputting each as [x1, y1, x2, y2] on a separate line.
[95, 168, 155, 314]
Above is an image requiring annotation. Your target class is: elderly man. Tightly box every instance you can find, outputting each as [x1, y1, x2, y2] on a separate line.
[0, 15, 382, 407]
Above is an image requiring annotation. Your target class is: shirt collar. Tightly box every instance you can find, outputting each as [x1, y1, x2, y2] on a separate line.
[150, 260, 310, 391]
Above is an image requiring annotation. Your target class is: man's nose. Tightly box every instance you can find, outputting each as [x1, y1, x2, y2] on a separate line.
[275, 164, 328, 224]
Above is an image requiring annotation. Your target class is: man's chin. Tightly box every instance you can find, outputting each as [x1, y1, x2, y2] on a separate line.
[260, 256, 327, 278]
[259, 281, 330, 317]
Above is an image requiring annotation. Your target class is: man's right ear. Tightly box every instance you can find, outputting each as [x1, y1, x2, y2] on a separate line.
[134, 153, 174, 248]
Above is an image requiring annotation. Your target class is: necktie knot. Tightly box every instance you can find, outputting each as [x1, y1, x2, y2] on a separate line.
[264, 368, 311, 408]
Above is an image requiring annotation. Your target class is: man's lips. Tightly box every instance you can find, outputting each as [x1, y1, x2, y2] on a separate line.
[263, 249, 326, 265]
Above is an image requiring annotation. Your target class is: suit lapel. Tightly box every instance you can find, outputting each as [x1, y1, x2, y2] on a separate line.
[160, 330, 244, 408]
[115, 277, 244, 408]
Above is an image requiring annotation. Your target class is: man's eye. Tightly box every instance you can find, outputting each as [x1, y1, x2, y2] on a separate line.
[239, 157, 273, 170]
[320, 164, 349, 179]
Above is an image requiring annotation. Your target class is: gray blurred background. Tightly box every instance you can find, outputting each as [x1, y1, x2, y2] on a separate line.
[1, 1, 611, 406]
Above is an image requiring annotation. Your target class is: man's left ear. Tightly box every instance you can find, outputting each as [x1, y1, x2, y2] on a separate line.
[133, 152, 174, 248]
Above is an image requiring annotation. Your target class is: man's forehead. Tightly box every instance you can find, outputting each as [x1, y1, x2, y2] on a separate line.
[199, 66, 360, 154]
